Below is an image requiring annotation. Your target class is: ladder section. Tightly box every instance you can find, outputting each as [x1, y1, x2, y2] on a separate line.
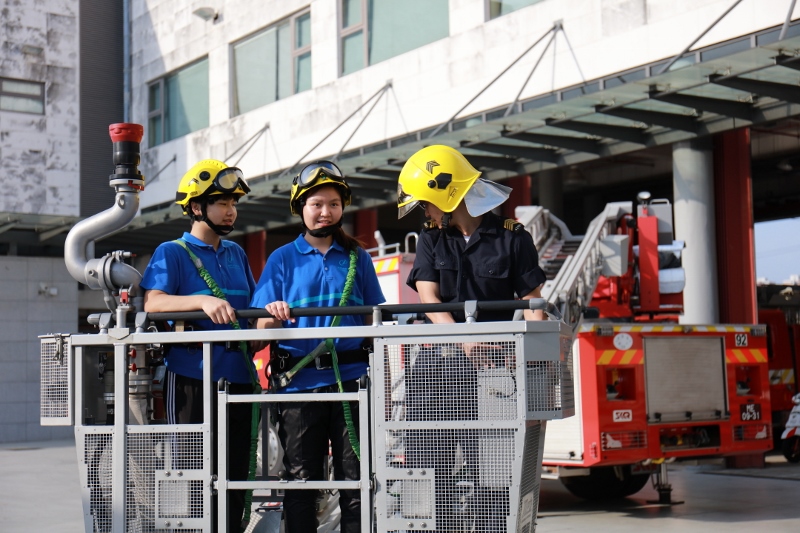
[517, 202, 633, 331]
[539, 237, 583, 281]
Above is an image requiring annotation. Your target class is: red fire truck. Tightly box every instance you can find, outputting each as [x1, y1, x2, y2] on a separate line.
[373, 195, 772, 502]
[757, 285, 800, 433]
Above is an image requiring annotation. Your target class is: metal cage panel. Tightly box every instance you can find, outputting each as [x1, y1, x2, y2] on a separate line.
[76, 425, 210, 533]
[372, 330, 566, 532]
[40, 335, 73, 425]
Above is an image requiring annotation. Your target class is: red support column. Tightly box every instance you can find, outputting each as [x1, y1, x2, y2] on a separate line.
[243, 230, 267, 282]
[502, 175, 532, 219]
[713, 128, 756, 325]
[354, 208, 378, 249]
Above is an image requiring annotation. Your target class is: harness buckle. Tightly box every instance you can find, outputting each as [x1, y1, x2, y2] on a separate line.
[315, 351, 333, 370]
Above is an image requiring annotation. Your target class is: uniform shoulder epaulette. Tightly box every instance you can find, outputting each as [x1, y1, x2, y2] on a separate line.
[503, 218, 524, 232]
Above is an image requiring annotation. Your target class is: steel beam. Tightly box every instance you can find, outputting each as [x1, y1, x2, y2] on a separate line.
[654, 92, 754, 121]
[544, 118, 650, 145]
[464, 141, 559, 163]
[596, 105, 698, 133]
[710, 75, 800, 105]
[504, 131, 601, 154]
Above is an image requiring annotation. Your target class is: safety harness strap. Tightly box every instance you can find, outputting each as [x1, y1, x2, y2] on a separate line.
[172, 238, 261, 528]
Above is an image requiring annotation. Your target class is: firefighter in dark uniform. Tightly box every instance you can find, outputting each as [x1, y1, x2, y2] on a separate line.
[397, 144, 547, 532]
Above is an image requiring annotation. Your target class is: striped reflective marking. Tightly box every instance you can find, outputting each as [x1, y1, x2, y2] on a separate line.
[596, 349, 643, 365]
[769, 368, 796, 385]
[581, 324, 752, 333]
[373, 257, 399, 274]
[726, 349, 767, 363]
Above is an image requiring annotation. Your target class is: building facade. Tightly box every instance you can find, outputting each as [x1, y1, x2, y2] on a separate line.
[2, 0, 800, 442]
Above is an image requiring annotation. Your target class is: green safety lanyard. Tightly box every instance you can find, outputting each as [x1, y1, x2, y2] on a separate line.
[173, 239, 261, 527]
[271, 248, 362, 460]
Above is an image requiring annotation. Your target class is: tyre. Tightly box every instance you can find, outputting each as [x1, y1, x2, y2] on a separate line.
[560, 466, 648, 500]
[618, 472, 651, 497]
[782, 436, 800, 463]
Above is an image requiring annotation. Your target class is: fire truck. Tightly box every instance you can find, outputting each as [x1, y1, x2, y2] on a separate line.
[757, 284, 800, 433]
[372, 194, 773, 502]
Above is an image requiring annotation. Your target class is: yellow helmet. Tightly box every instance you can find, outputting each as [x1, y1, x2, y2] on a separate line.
[290, 161, 352, 216]
[397, 145, 481, 218]
[175, 159, 250, 215]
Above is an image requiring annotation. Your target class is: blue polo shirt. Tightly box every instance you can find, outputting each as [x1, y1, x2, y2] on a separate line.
[251, 235, 385, 392]
[140, 232, 257, 383]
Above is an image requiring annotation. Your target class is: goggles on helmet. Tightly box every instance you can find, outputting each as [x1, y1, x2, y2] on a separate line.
[203, 167, 250, 195]
[294, 161, 345, 188]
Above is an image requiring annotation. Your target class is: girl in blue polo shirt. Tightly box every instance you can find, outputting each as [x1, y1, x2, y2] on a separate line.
[251, 161, 384, 533]
[140, 159, 261, 533]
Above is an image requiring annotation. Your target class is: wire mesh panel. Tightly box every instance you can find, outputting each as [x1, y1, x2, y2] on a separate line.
[131, 428, 208, 532]
[77, 429, 114, 533]
[515, 423, 545, 533]
[40, 335, 72, 425]
[525, 335, 575, 419]
[373, 329, 563, 532]
[76, 426, 209, 533]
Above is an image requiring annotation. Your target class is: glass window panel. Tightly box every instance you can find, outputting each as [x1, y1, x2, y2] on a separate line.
[2, 80, 42, 96]
[148, 83, 160, 112]
[367, 0, 448, 66]
[603, 68, 646, 89]
[489, 0, 544, 19]
[342, 0, 362, 28]
[148, 115, 162, 146]
[164, 58, 209, 142]
[277, 23, 292, 100]
[295, 52, 312, 93]
[342, 30, 364, 75]
[0, 94, 44, 114]
[296, 12, 311, 49]
[233, 28, 279, 115]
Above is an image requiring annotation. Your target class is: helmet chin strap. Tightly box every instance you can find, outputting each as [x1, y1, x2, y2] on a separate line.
[441, 212, 452, 231]
[194, 202, 235, 236]
[304, 220, 342, 238]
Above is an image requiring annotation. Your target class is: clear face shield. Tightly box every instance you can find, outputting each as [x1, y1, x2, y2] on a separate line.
[397, 178, 511, 219]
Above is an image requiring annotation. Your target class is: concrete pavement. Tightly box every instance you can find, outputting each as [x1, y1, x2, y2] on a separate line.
[2, 438, 799, 532]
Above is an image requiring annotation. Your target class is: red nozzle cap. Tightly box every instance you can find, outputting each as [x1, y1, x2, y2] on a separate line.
[109, 123, 144, 143]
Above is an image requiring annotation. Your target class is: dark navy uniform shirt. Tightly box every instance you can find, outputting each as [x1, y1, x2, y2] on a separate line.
[407, 212, 547, 322]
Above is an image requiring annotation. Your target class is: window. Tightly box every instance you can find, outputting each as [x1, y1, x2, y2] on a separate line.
[0, 77, 45, 114]
[147, 58, 209, 146]
[488, 0, 545, 20]
[339, 0, 449, 75]
[232, 10, 311, 116]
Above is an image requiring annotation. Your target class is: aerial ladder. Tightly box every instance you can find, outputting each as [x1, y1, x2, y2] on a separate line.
[515, 197, 772, 502]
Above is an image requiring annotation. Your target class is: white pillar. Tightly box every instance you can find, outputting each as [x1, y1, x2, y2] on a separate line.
[672, 140, 719, 324]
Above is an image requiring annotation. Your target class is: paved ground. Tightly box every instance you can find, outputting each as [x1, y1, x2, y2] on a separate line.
[2, 439, 799, 532]
[537, 456, 800, 532]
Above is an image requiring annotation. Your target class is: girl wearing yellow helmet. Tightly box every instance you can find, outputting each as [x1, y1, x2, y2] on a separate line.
[142, 159, 260, 533]
[252, 160, 385, 533]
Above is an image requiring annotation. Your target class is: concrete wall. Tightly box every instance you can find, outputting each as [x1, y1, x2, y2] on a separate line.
[130, 0, 798, 210]
[0, 257, 77, 443]
[0, 0, 80, 217]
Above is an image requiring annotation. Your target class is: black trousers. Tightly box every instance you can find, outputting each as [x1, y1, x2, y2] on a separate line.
[165, 370, 256, 533]
[278, 380, 361, 533]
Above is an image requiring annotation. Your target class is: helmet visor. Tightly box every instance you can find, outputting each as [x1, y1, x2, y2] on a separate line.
[212, 167, 250, 194]
[463, 178, 511, 217]
[295, 161, 345, 187]
[397, 182, 420, 219]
